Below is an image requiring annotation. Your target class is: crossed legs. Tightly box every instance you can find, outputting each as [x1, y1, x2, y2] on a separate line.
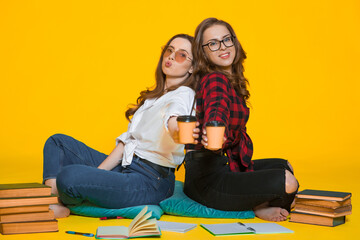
[42, 134, 108, 218]
[254, 162, 298, 221]
[184, 152, 299, 223]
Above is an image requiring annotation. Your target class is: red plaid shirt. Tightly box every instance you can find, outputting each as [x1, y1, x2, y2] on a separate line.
[187, 72, 254, 172]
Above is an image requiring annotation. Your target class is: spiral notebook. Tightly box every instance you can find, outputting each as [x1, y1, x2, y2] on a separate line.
[200, 222, 293, 236]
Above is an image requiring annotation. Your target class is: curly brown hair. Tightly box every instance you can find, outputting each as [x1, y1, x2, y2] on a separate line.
[125, 34, 195, 121]
[192, 18, 250, 100]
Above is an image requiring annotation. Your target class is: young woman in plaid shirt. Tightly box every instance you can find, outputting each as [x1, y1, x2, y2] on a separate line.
[184, 18, 299, 222]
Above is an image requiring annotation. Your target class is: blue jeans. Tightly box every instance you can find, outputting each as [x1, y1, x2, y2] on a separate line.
[43, 134, 175, 208]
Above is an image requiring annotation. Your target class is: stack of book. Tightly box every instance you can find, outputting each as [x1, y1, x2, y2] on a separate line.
[290, 189, 352, 227]
[0, 183, 59, 235]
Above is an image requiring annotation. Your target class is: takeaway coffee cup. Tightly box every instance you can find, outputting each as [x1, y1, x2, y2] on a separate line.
[177, 115, 197, 144]
[205, 121, 226, 150]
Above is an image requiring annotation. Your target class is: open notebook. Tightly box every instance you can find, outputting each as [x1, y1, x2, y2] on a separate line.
[95, 206, 161, 239]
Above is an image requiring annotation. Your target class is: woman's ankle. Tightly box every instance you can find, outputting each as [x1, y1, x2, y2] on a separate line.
[44, 178, 58, 195]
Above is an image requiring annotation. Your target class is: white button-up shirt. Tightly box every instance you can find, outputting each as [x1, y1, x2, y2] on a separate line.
[116, 86, 195, 168]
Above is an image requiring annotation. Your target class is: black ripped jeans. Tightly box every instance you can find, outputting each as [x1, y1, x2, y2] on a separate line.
[183, 149, 298, 212]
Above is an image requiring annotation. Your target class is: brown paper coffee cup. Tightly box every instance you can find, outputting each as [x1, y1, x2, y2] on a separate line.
[205, 121, 226, 150]
[177, 115, 197, 144]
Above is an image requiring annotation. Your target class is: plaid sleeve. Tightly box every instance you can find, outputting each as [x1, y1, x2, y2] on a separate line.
[201, 73, 231, 137]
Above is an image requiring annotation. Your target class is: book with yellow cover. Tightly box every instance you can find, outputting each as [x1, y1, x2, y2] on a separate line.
[0, 205, 50, 215]
[0, 195, 58, 208]
[290, 211, 345, 227]
[0, 220, 58, 234]
[0, 210, 55, 223]
[294, 203, 352, 217]
[295, 197, 351, 209]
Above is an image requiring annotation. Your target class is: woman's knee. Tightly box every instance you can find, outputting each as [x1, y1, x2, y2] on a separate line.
[285, 169, 298, 194]
[49, 133, 72, 143]
[287, 161, 294, 173]
[44, 133, 68, 148]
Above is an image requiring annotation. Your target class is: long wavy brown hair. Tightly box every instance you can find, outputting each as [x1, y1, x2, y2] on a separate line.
[192, 18, 250, 101]
[125, 34, 195, 121]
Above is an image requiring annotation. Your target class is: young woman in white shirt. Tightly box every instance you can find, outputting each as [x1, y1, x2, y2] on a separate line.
[42, 34, 196, 218]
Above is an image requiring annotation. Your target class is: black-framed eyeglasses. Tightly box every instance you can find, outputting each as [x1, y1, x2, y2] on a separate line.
[162, 45, 192, 63]
[202, 36, 236, 52]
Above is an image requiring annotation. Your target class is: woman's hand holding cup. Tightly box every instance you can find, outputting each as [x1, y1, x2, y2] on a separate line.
[202, 121, 226, 150]
[192, 121, 200, 144]
[176, 116, 197, 144]
[192, 121, 227, 149]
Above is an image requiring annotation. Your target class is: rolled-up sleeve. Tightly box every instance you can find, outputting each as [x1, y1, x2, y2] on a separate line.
[163, 87, 195, 131]
[202, 73, 231, 130]
[116, 132, 128, 145]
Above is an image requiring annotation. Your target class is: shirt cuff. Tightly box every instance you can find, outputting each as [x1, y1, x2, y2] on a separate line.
[164, 113, 180, 132]
[116, 132, 128, 145]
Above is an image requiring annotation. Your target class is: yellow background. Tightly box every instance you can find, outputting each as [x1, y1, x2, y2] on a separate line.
[0, 1, 359, 239]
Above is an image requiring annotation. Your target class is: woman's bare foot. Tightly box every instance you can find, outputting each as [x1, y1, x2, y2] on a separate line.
[50, 204, 70, 218]
[254, 206, 289, 222]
